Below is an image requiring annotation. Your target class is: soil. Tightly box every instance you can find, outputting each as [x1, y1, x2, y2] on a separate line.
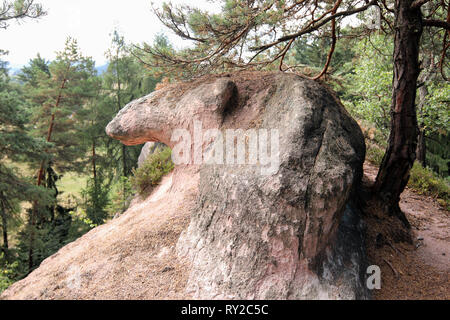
[363, 162, 450, 300]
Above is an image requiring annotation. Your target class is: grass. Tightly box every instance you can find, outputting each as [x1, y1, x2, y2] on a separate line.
[57, 171, 88, 198]
[365, 142, 385, 166]
[5, 158, 88, 200]
[56, 171, 89, 209]
[408, 163, 450, 210]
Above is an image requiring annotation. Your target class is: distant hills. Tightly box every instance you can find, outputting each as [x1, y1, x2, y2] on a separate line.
[8, 62, 109, 76]
[96, 63, 108, 74]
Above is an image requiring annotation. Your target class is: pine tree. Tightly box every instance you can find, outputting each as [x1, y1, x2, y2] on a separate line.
[101, 31, 159, 213]
[77, 80, 111, 225]
[19, 38, 98, 271]
[25, 38, 98, 174]
[0, 0, 49, 282]
[0, 52, 51, 262]
[17, 53, 50, 87]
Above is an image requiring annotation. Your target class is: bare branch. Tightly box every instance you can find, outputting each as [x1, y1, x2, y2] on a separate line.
[278, 38, 295, 71]
[423, 19, 450, 30]
[379, 0, 394, 13]
[309, 0, 341, 80]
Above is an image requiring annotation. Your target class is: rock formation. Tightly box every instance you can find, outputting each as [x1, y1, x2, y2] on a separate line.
[1, 72, 368, 300]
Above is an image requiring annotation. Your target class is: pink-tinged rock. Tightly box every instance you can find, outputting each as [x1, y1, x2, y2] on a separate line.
[2, 72, 368, 300]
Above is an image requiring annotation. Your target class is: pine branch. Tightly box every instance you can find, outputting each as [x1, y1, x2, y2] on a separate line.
[251, 0, 377, 51]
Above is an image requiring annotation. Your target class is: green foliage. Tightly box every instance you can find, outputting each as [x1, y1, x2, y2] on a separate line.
[426, 133, 449, 177]
[0, 32, 162, 283]
[0, 269, 13, 293]
[130, 147, 174, 195]
[0, 53, 50, 164]
[344, 34, 449, 180]
[20, 37, 99, 173]
[108, 176, 133, 216]
[0, 52, 54, 269]
[82, 172, 110, 226]
[344, 35, 393, 133]
[408, 163, 449, 209]
[0, 253, 17, 293]
[11, 163, 74, 274]
[364, 122, 450, 209]
[421, 82, 450, 135]
[138, 0, 304, 77]
[65, 206, 101, 236]
[366, 143, 385, 166]
[16, 54, 50, 86]
[291, 28, 357, 83]
[13, 212, 72, 276]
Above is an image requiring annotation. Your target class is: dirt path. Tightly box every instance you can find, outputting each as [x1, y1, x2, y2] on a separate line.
[363, 162, 450, 300]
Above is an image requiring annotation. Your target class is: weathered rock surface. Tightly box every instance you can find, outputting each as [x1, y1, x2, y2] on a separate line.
[2, 72, 368, 300]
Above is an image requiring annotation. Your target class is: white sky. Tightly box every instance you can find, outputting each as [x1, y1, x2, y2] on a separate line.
[0, 0, 216, 68]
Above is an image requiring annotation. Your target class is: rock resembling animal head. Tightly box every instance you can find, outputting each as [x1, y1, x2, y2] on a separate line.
[106, 72, 367, 300]
[106, 78, 237, 147]
[1, 72, 369, 301]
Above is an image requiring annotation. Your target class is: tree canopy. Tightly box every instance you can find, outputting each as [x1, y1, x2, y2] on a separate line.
[137, 0, 449, 79]
[137, 0, 449, 229]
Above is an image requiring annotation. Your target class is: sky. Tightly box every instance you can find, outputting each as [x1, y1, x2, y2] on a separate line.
[0, 0, 216, 68]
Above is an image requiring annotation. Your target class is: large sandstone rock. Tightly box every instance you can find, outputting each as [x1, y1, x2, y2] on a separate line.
[108, 71, 368, 299]
[1, 72, 367, 300]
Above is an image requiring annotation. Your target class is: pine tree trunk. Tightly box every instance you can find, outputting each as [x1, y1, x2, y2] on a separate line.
[27, 209, 35, 271]
[122, 145, 127, 177]
[0, 198, 8, 255]
[114, 54, 128, 212]
[374, 0, 423, 228]
[92, 139, 97, 182]
[416, 128, 426, 167]
[29, 76, 68, 272]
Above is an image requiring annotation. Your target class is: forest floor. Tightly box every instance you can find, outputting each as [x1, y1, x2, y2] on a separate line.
[363, 162, 449, 300]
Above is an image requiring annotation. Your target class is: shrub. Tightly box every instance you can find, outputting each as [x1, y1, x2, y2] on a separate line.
[130, 147, 174, 195]
[366, 142, 385, 166]
[0, 253, 17, 294]
[408, 163, 450, 209]
[0, 269, 13, 293]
